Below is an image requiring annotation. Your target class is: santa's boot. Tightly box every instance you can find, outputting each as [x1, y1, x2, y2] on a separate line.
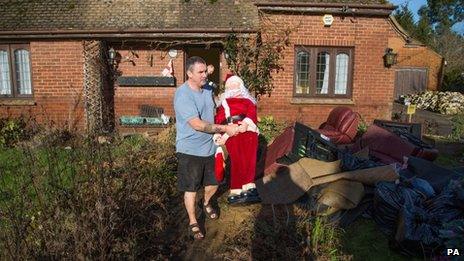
[240, 183, 261, 204]
[227, 189, 244, 204]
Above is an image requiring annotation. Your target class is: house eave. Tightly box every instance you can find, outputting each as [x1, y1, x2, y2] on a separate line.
[255, 2, 396, 10]
[256, 2, 395, 16]
[0, 28, 258, 40]
[388, 15, 425, 46]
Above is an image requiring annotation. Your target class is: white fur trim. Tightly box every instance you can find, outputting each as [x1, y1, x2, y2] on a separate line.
[242, 117, 259, 133]
[242, 183, 256, 191]
[215, 146, 223, 156]
[221, 133, 230, 143]
[225, 76, 245, 90]
[221, 99, 232, 124]
[230, 189, 243, 196]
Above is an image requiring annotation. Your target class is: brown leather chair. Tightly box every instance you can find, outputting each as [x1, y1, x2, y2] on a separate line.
[317, 107, 359, 145]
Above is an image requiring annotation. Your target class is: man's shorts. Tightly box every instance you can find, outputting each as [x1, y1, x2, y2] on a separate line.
[176, 152, 218, 192]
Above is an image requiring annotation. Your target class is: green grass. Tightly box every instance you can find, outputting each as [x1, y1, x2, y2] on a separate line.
[0, 135, 152, 212]
[0, 146, 85, 219]
[435, 154, 463, 168]
[0, 132, 180, 259]
[310, 216, 344, 259]
[111, 134, 150, 157]
[342, 219, 411, 261]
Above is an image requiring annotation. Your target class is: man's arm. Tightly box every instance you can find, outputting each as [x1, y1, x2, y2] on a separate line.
[188, 117, 238, 136]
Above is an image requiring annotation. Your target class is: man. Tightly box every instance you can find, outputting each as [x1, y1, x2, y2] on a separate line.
[174, 56, 239, 240]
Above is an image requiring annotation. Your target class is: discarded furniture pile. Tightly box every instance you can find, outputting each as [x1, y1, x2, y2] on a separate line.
[255, 107, 463, 257]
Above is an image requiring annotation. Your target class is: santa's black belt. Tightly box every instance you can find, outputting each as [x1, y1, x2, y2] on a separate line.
[223, 113, 246, 124]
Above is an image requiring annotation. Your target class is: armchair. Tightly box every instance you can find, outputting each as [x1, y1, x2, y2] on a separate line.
[317, 106, 359, 145]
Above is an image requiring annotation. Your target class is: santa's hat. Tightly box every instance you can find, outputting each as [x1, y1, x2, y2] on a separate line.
[224, 73, 234, 83]
[215, 147, 225, 183]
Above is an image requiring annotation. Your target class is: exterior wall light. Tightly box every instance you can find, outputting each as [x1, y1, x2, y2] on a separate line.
[108, 47, 117, 64]
[383, 48, 398, 68]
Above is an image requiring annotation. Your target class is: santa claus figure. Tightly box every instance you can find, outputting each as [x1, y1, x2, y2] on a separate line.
[213, 76, 260, 204]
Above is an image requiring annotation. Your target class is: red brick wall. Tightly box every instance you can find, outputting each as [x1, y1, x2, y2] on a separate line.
[389, 37, 443, 91]
[0, 41, 85, 130]
[257, 14, 399, 127]
[113, 46, 185, 129]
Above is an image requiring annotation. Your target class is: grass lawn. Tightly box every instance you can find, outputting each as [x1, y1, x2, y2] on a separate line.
[435, 153, 464, 168]
[342, 219, 411, 261]
[0, 131, 182, 260]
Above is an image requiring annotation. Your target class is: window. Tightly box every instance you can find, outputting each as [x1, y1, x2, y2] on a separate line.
[0, 44, 33, 98]
[294, 46, 353, 98]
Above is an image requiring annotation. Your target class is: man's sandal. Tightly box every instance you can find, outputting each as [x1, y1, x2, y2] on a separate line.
[189, 223, 204, 240]
[203, 202, 219, 220]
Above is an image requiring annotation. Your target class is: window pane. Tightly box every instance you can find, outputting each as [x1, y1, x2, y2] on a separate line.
[14, 49, 32, 95]
[296, 51, 310, 94]
[0, 50, 12, 95]
[335, 53, 349, 94]
[316, 51, 330, 94]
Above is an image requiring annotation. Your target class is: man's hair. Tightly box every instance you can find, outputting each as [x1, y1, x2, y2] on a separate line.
[185, 56, 206, 73]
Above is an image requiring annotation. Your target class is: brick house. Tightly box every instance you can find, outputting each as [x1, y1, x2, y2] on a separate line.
[0, 0, 443, 133]
[388, 17, 444, 97]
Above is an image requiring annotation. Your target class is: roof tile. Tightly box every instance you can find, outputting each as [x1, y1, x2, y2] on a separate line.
[0, 0, 392, 32]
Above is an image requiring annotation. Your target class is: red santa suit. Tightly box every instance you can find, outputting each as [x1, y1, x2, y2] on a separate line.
[214, 93, 259, 192]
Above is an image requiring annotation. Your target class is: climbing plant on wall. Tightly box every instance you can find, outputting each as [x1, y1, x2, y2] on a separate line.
[223, 28, 291, 99]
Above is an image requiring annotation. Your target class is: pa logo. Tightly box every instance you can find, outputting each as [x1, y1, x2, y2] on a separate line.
[447, 248, 460, 256]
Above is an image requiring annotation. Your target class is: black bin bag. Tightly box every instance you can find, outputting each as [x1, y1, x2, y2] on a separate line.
[393, 179, 464, 257]
[393, 196, 441, 256]
[372, 181, 422, 236]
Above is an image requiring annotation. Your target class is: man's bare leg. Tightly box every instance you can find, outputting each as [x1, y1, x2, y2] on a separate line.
[184, 191, 204, 239]
[204, 185, 218, 206]
[184, 191, 198, 225]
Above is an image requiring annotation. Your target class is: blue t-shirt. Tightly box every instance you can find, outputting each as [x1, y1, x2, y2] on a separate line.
[174, 82, 216, 157]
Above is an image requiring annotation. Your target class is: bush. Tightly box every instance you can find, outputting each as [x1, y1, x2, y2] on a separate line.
[0, 126, 184, 259]
[0, 117, 33, 148]
[442, 67, 464, 93]
[357, 115, 368, 136]
[257, 115, 287, 144]
[450, 114, 464, 140]
[402, 91, 464, 115]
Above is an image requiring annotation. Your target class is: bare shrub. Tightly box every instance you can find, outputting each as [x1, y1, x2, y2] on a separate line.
[0, 126, 185, 259]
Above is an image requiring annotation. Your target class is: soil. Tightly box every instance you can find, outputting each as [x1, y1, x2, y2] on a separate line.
[172, 189, 310, 260]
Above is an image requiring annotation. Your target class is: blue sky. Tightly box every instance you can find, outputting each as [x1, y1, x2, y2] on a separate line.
[389, 0, 464, 34]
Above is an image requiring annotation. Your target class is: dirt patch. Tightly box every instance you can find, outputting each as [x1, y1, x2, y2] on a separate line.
[176, 191, 312, 260]
[182, 202, 258, 260]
